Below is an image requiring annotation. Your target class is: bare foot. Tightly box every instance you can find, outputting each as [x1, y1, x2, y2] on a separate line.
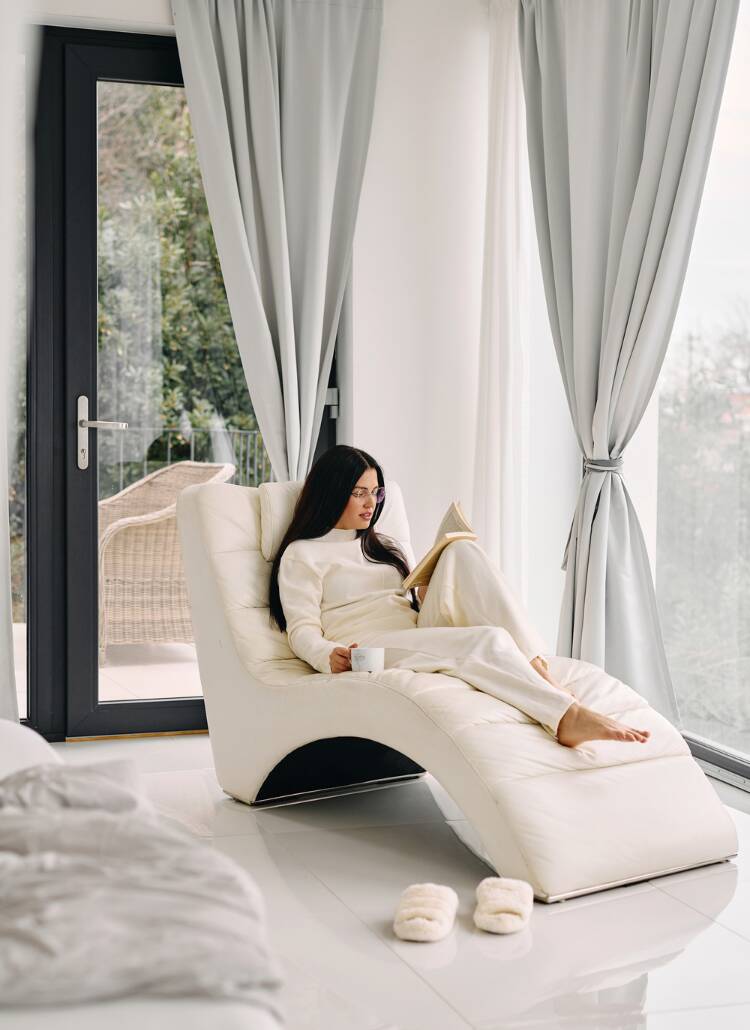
[557, 702, 651, 749]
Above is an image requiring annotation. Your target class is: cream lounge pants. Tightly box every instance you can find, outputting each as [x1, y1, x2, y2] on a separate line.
[361, 539, 575, 737]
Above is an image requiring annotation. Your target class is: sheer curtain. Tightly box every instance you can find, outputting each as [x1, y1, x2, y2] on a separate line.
[518, 0, 739, 717]
[472, 0, 533, 609]
[171, 0, 383, 482]
[0, 6, 32, 723]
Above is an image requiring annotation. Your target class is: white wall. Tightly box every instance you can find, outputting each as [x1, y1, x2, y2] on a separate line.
[526, 244, 581, 649]
[32, 1, 174, 35]
[351, 0, 489, 560]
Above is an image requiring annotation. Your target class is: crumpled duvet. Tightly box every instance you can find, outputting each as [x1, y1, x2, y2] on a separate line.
[0, 759, 284, 1022]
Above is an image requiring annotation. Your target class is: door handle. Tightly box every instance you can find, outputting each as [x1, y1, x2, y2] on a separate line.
[77, 395, 128, 470]
[80, 419, 129, 430]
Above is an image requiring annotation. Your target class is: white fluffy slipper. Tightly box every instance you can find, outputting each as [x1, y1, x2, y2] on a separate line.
[473, 876, 534, 934]
[393, 882, 459, 942]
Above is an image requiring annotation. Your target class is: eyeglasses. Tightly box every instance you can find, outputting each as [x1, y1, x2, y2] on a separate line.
[351, 486, 386, 503]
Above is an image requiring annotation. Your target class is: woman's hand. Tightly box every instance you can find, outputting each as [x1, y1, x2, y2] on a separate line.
[329, 642, 359, 674]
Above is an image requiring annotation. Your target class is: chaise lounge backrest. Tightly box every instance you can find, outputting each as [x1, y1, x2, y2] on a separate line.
[179, 478, 413, 681]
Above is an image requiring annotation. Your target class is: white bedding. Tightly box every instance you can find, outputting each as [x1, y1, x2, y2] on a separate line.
[0, 759, 284, 1024]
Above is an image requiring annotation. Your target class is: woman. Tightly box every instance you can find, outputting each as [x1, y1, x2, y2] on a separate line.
[268, 445, 651, 749]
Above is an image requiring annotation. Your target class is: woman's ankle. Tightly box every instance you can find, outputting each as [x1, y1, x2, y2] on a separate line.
[556, 701, 580, 731]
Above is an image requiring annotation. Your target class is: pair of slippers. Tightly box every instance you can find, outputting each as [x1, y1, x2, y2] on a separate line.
[393, 876, 533, 943]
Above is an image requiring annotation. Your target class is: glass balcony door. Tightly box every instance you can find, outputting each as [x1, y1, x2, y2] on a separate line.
[29, 27, 336, 739]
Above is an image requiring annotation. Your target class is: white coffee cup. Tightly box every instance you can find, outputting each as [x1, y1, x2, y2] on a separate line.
[350, 646, 385, 673]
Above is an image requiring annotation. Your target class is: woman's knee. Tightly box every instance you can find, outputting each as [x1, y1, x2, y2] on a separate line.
[447, 538, 483, 557]
[442, 539, 493, 589]
[437, 538, 484, 578]
[470, 624, 516, 656]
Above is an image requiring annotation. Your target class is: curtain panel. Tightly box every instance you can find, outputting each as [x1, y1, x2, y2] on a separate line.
[0, 6, 30, 723]
[518, 0, 739, 718]
[171, 0, 383, 481]
[472, 0, 535, 618]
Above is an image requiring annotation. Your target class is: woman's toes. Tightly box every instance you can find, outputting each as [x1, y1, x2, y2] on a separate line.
[557, 705, 653, 749]
[616, 724, 651, 743]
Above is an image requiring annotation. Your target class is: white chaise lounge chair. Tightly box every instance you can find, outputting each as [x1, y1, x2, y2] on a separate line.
[177, 478, 738, 902]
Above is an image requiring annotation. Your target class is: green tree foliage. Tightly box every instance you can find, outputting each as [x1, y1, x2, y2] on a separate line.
[96, 82, 263, 496]
[656, 327, 750, 747]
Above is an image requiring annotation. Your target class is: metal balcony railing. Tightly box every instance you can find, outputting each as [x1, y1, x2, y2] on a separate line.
[102, 426, 277, 493]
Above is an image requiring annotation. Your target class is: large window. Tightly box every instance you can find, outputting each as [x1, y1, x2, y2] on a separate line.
[656, 6, 750, 764]
[92, 79, 273, 708]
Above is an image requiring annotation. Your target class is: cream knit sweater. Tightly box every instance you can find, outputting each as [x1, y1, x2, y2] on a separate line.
[278, 526, 418, 674]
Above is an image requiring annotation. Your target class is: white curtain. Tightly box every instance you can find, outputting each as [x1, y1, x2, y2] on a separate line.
[472, 0, 532, 607]
[171, 0, 383, 482]
[1, 7, 32, 723]
[518, 0, 739, 718]
[97, 199, 164, 466]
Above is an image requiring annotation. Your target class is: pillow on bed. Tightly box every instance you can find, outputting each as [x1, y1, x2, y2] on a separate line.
[0, 719, 61, 779]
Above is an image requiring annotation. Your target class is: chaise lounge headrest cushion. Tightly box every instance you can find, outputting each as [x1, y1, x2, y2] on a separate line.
[258, 478, 411, 562]
[258, 481, 304, 561]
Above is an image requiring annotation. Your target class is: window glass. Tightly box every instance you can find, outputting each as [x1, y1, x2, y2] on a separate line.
[656, 7, 750, 757]
[95, 80, 274, 703]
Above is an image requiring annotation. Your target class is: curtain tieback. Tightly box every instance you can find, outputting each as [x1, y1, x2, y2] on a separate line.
[561, 455, 625, 570]
[582, 455, 624, 474]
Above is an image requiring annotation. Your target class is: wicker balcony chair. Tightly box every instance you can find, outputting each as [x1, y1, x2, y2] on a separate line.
[98, 460, 236, 659]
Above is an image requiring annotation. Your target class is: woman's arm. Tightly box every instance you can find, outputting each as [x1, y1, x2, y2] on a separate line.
[277, 554, 349, 674]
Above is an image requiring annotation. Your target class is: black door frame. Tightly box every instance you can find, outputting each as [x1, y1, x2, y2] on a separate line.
[27, 25, 335, 740]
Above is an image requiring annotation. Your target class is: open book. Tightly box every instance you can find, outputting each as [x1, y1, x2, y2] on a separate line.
[402, 500, 477, 590]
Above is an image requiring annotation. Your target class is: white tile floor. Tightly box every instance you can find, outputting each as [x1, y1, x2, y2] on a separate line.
[50, 733, 750, 1030]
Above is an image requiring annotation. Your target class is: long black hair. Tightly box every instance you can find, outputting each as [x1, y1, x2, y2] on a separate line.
[268, 444, 419, 633]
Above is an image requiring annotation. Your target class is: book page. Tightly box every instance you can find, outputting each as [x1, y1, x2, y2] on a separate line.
[403, 530, 477, 590]
[432, 500, 473, 546]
